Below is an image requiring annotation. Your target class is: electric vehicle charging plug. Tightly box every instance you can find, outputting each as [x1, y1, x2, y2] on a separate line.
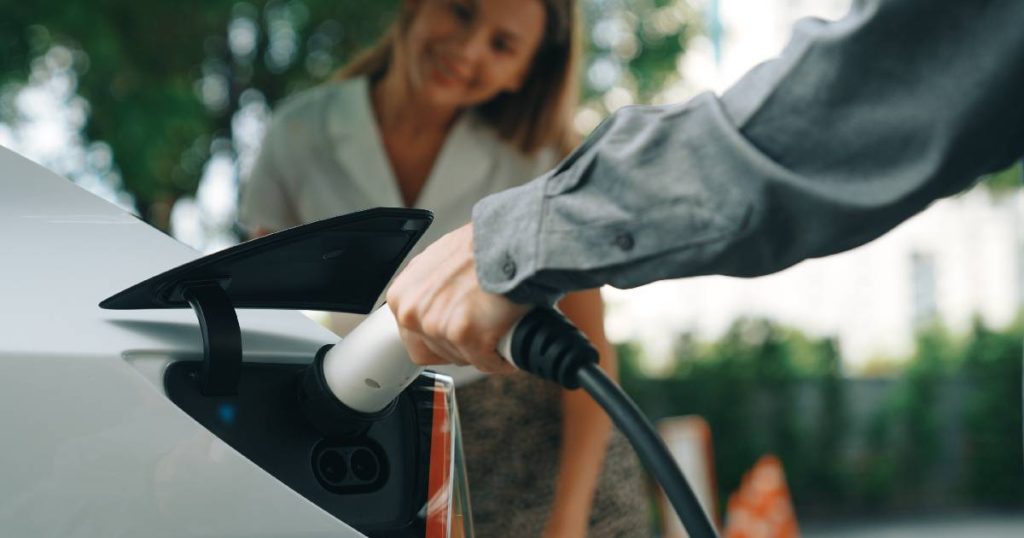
[497, 307, 599, 388]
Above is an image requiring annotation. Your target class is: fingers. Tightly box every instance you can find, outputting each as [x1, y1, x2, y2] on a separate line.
[400, 329, 463, 367]
[389, 288, 466, 366]
[386, 222, 524, 375]
[400, 320, 515, 374]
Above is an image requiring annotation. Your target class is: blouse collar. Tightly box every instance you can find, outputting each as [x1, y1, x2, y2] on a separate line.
[325, 76, 498, 210]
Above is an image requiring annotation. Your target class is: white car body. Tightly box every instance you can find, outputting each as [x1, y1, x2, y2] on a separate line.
[0, 146, 458, 537]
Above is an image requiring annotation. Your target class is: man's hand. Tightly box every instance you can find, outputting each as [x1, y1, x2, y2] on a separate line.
[386, 222, 530, 374]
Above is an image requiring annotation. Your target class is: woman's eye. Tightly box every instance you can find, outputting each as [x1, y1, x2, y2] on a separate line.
[449, 1, 473, 22]
[492, 38, 513, 54]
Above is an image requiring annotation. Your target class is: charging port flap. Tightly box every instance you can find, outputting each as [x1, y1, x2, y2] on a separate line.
[99, 208, 432, 395]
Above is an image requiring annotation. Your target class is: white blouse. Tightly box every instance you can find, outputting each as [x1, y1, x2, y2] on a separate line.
[240, 76, 557, 384]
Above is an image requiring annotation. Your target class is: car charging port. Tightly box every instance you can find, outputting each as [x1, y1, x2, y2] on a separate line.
[297, 344, 400, 439]
[312, 439, 389, 494]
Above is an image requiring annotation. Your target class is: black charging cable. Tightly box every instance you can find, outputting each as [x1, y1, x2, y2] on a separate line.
[508, 308, 719, 538]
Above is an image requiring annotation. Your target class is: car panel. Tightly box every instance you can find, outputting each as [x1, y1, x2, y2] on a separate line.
[0, 146, 366, 536]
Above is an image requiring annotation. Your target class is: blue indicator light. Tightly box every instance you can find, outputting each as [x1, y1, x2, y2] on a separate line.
[217, 403, 237, 425]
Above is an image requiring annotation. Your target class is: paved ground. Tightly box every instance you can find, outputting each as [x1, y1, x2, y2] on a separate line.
[802, 512, 1024, 537]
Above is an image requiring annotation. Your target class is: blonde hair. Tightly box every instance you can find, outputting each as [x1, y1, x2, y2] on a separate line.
[335, 0, 581, 156]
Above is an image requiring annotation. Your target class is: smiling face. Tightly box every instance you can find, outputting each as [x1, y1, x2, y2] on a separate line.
[396, 0, 548, 109]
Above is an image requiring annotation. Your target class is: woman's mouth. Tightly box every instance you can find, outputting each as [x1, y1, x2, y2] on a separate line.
[431, 56, 467, 87]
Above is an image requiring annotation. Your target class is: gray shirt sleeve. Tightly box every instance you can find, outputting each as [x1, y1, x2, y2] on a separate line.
[472, 0, 1024, 306]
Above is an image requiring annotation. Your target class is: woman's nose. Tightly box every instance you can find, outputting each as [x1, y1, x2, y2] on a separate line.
[453, 26, 489, 64]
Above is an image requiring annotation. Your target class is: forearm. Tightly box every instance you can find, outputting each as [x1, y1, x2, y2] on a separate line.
[546, 383, 613, 537]
[473, 0, 1024, 305]
[544, 290, 616, 537]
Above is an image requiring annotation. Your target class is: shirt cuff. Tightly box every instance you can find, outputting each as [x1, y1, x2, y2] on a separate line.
[471, 172, 564, 306]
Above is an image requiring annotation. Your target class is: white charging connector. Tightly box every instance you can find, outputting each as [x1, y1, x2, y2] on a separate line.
[320, 307, 424, 414]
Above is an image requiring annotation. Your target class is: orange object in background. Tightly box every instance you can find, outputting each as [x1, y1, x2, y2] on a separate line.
[723, 455, 800, 538]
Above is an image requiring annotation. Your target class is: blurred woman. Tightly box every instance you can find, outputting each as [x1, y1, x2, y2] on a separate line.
[240, 0, 647, 535]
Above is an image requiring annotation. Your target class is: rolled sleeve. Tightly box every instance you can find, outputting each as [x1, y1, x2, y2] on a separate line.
[474, 95, 757, 303]
[537, 96, 755, 277]
[472, 169, 561, 305]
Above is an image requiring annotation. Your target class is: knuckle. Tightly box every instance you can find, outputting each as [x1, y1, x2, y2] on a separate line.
[395, 307, 420, 332]
[422, 317, 444, 339]
[448, 318, 474, 346]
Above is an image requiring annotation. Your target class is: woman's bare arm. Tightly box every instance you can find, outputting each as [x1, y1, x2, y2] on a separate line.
[543, 288, 617, 538]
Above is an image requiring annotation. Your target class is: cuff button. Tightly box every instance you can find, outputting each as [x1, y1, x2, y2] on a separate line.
[614, 232, 635, 251]
[501, 259, 517, 279]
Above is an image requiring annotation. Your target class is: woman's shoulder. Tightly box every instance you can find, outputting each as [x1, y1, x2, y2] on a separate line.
[264, 77, 367, 139]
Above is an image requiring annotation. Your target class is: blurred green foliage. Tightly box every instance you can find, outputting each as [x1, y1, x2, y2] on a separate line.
[961, 318, 1024, 505]
[619, 316, 1024, 521]
[1, 0, 398, 225]
[579, 0, 695, 105]
[980, 161, 1024, 194]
